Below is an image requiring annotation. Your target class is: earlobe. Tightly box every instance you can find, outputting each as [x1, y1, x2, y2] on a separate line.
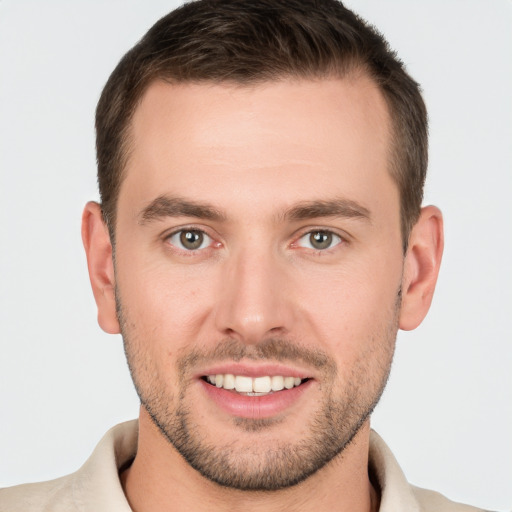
[81, 201, 120, 334]
[399, 205, 444, 331]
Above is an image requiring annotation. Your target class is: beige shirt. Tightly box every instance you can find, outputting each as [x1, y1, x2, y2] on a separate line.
[0, 421, 488, 512]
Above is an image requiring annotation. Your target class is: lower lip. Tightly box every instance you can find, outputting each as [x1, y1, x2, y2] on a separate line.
[200, 379, 312, 419]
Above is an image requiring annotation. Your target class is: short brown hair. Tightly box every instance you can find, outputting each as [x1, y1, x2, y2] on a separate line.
[96, 0, 427, 250]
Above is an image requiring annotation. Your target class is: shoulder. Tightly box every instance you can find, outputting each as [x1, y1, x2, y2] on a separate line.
[0, 421, 138, 512]
[0, 474, 77, 512]
[412, 486, 491, 512]
[369, 431, 491, 512]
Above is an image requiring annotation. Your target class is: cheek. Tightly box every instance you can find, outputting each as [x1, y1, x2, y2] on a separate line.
[115, 253, 215, 344]
[295, 255, 402, 353]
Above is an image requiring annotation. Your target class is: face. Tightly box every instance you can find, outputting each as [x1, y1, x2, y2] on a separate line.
[113, 77, 404, 490]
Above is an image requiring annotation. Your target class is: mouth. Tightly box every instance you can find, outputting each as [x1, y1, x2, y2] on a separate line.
[198, 369, 313, 419]
[202, 374, 309, 396]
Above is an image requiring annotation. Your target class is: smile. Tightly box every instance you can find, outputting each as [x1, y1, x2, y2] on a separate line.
[204, 374, 305, 395]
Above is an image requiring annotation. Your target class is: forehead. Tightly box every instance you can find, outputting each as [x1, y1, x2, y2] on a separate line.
[120, 76, 394, 219]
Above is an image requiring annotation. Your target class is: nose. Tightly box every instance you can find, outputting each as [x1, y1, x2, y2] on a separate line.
[214, 246, 295, 344]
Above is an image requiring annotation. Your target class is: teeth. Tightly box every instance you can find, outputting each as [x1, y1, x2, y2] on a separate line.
[223, 373, 235, 390]
[235, 375, 253, 393]
[284, 376, 295, 389]
[206, 374, 304, 393]
[253, 376, 271, 393]
[271, 375, 284, 391]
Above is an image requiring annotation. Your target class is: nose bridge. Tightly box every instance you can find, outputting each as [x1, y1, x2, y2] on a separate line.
[215, 240, 292, 343]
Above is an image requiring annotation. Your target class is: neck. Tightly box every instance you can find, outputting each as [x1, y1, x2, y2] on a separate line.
[121, 408, 379, 512]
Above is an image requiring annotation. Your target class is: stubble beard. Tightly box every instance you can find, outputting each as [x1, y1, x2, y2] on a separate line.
[117, 296, 398, 492]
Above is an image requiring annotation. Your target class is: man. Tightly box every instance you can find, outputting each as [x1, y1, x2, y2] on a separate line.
[0, 1, 495, 511]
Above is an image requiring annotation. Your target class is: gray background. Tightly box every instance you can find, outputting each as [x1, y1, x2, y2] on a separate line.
[1, 1, 511, 510]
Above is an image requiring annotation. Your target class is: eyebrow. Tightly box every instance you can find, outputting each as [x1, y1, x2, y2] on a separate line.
[139, 195, 226, 224]
[283, 198, 371, 222]
[138, 194, 371, 226]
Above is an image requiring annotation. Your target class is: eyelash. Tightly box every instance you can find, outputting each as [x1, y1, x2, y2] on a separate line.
[163, 227, 347, 254]
[165, 227, 218, 253]
[293, 229, 344, 252]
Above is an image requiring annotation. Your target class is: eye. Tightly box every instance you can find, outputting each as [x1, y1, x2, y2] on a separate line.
[296, 230, 342, 251]
[167, 229, 212, 251]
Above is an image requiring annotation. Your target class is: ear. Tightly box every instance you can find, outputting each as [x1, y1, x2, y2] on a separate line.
[399, 205, 444, 331]
[81, 201, 120, 334]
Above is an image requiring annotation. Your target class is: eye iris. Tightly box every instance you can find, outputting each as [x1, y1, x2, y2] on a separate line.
[310, 231, 332, 250]
[180, 230, 203, 250]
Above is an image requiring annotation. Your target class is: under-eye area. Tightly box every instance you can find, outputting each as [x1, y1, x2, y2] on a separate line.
[202, 374, 310, 395]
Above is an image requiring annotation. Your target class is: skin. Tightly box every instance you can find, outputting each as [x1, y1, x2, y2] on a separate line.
[82, 76, 443, 512]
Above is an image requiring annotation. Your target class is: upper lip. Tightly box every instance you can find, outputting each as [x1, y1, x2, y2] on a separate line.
[194, 362, 313, 380]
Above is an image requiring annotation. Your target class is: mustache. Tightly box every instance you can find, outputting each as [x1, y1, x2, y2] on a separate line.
[177, 337, 336, 375]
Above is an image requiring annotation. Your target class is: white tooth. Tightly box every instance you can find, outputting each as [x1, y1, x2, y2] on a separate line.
[235, 375, 253, 393]
[271, 375, 284, 391]
[223, 374, 235, 390]
[253, 376, 272, 393]
[284, 376, 295, 389]
[215, 374, 224, 388]
[294, 377, 302, 387]
[208, 375, 216, 385]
